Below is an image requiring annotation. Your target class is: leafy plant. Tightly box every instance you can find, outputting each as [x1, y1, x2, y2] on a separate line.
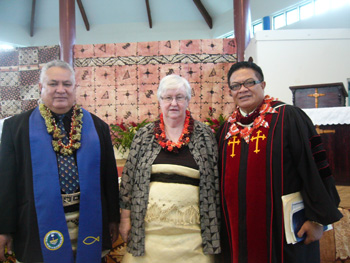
[110, 119, 149, 154]
[204, 107, 227, 134]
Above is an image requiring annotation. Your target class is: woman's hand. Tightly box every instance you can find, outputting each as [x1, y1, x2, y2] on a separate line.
[109, 222, 119, 244]
[297, 220, 324, 245]
[119, 209, 131, 243]
[0, 234, 12, 261]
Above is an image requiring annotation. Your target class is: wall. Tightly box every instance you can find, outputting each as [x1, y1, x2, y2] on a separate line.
[0, 46, 60, 118]
[245, 28, 350, 105]
[0, 38, 236, 123]
[74, 38, 237, 125]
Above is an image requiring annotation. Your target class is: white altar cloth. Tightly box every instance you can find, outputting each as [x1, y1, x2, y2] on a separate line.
[302, 107, 350, 126]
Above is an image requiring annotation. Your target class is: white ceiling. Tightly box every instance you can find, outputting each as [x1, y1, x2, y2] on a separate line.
[0, 0, 348, 47]
[0, 0, 232, 29]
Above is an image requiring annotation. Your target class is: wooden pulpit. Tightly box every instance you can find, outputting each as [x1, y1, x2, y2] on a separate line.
[303, 107, 350, 185]
[290, 82, 348, 108]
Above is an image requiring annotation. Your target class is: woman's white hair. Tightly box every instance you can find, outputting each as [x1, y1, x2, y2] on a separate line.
[157, 74, 191, 101]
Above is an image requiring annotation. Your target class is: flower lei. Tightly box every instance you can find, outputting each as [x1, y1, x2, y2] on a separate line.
[39, 104, 83, 156]
[154, 110, 194, 153]
[225, 95, 278, 143]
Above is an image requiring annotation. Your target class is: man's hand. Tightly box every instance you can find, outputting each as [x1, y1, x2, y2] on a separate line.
[109, 222, 119, 244]
[0, 234, 13, 261]
[297, 220, 324, 245]
[119, 209, 131, 243]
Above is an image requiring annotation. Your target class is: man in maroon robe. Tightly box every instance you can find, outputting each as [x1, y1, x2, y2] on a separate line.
[217, 61, 342, 263]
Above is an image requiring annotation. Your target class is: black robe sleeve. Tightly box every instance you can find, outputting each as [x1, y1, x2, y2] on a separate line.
[0, 117, 17, 234]
[91, 114, 120, 249]
[92, 114, 120, 224]
[284, 105, 342, 225]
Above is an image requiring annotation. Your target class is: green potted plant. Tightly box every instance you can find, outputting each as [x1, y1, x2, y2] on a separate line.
[110, 119, 149, 159]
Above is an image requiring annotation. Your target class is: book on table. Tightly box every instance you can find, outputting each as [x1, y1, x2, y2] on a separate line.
[281, 191, 332, 244]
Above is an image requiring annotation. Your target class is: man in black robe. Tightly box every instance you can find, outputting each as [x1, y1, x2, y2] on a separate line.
[217, 61, 342, 263]
[0, 60, 120, 263]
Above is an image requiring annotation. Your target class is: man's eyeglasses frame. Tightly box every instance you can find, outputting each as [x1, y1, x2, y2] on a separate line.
[229, 79, 263, 91]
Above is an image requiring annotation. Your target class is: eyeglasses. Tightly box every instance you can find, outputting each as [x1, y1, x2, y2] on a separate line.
[229, 79, 263, 91]
[161, 95, 187, 103]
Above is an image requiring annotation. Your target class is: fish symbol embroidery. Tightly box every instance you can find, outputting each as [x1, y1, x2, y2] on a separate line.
[83, 236, 100, 245]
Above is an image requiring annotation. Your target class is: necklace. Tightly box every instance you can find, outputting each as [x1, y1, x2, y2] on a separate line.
[154, 110, 194, 153]
[39, 104, 83, 156]
[225, 95, 278, 143]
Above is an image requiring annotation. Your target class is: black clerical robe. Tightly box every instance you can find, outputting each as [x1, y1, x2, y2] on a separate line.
[217, 101, 342, 263]
[0, 107, 120, 262]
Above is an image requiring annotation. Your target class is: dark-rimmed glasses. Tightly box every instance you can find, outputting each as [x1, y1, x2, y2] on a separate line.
[229, 79, 263, 91]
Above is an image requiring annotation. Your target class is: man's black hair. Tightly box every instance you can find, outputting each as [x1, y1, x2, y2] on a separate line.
[227, 61, 264, 86]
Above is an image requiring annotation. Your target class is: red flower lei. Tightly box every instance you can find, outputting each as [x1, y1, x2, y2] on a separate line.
[154, 110, 194, 153]
[225, 95, 278, 143]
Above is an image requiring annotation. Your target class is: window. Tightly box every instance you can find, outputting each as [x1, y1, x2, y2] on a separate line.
[273, 13, 286, 29]
[253, 22, 263, 34]
[300, 2, 314, 20]
[286, 8, 299, 25]
[315, 0, 330, 14]
[331, 0, 350, 9]
[0, 44, 15, 51]
[229, 0, 350, 38]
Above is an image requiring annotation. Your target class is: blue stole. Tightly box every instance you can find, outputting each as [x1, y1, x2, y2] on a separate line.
[29, 107, 102, 263]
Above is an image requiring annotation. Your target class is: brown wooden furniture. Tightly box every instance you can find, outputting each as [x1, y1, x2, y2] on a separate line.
[290, 82, 348, 108]
[318, 124, 350, 185]
[302, 106, 350, 186]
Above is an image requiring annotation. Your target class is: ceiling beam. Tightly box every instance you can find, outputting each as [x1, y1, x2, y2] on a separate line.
[30, 0, 36, 37]
[193, 0, 212, 29]
[145, 0, 152, 28]
[76, 0, 90, 31]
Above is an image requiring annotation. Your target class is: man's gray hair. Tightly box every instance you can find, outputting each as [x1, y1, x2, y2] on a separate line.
[157, 74, 191, 101]
[40, 60, 75, 85]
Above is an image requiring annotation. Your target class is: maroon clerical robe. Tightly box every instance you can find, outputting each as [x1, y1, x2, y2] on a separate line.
[217, 99, 342, 263]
